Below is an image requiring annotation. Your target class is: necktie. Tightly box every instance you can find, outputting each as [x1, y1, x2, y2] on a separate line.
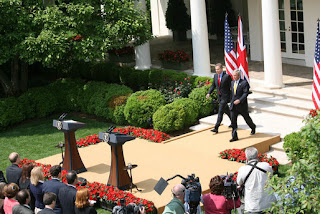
[218, 76, 221, 87]
[234, 81, 238, 95]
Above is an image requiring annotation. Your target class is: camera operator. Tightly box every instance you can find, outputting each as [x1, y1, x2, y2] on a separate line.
[162, 184, 185, 214]
[237, 147, 276, 214]
[203, 176, 240, 214]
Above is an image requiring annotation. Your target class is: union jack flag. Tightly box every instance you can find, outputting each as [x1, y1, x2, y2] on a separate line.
[237, 16, 250, 85]
[224, 14, 237, 78]
[312, 19, 320, 109]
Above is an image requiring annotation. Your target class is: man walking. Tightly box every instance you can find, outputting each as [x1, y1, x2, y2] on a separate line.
[206, 63, 232, 133]
[229, 69, 255, 142]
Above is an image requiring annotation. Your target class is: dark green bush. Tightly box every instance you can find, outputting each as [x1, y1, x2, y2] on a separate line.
[124, 89, 166, 128]
[18, 87, 58, 119]
[283, 131, 305, 162]
[193, 76, 212, 88]
[153, 98, 198, 133]
[188, 84, 216, 117]
[0, 97, 25, 130]
[119, 67, 136, 86]
[113, 105, 127, 125]
[162, 70, 187, 82]
[90, 62, 121, 83]
[148, 69, 163, 86]
[70, 61, 92, 79]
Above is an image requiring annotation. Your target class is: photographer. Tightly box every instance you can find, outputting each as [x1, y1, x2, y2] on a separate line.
[237, 147, 276, 214]
[203, 176, 240, 214]
[162, 184, 185, 214]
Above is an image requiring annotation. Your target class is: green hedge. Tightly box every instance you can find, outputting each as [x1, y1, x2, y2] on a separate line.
[0, 97, 25, 130]
[188, 84, 216, 117]
[283, 131, 305, 162]
[124, 89, 166, 128]
[153, 98, 199, 133]
[113, 105, 127, 125]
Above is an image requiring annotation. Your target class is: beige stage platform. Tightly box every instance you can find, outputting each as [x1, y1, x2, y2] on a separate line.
[37, 125, 280, 213]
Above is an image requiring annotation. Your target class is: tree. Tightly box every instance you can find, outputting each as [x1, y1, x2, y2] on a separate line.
[0, 0, 152, 96]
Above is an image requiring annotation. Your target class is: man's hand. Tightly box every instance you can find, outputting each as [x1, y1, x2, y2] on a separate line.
[234, 99, 240, 105]
[206, 94, 210, 99]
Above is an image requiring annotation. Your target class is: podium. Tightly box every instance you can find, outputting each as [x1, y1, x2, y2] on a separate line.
[53, 120, 87, 173]
[99, 132, 136, 190]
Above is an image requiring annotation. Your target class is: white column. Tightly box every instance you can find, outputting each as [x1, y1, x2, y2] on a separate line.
[261, 0, 283, 88]
[134, 0, 152, 70]
[190, 0, 211, 77]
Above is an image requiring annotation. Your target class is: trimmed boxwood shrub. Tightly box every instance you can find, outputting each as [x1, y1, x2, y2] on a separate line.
[124, 89, 166, 128]
[0, 97, 25, 130]
[90, 62, 121, 83]
[283, 131, 305, 162]
[113, 105, 127, 125]
[162, 70, 187, 82]
[149, 69, 163, 86]
[188, 84, 216, 117]
[153, 98, 199, 133]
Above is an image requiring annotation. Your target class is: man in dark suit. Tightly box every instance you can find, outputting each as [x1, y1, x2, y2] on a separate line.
[0, 170, 7, 183]
[38, 192, 57, 214]
[12, 189, 34, 214]
[229, 69, 256, 142]
[206, 63, 232, 133]
[58, 171, 78, 214]
[42, 165, 66, 214]
[6, 152, 22, 185]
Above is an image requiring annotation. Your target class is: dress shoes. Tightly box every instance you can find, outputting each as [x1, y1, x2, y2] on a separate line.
[228, 124, 232, 128]
[210, 128, 218, 133]
[229, 137, 238, 142]
[250, 128, 256, 135]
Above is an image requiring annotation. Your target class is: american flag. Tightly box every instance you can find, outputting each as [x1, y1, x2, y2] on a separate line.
[224, 14, 237, 78]
[237, 16, 250, 85]
[312, 19, 320, 109]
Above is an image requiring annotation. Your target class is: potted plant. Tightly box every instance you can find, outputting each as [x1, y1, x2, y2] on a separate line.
[165, 0, 191, 41]
[158, 50, 190, 70]
[108, 46, 135, 63]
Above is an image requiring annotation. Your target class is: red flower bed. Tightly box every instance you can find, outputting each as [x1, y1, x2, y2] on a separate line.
[77, 134, 100, 148]
[19, 159, 156, 213]
[158, 50, 190, 63]
[219, 149, 279, 173]
[114, 126, 170, 143]
[309, 109, 319, 118]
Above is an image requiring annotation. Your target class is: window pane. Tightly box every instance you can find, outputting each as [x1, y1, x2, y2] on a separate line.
[292, 33, 297, 42]
[279, 0, 284, 9]
[280, 21, 285, 30]
[299, 44, 305, 54]
[281, 42, 286, 52]
[297, 0, 303, 10]
[290, 0, 296, 10]
[291, 11, 296, 21]
[292, 43, 298, 53]
[279, 10, 285, 20]
[298, 12, 303, 21]
[281, 32, 286, 41]
[291, 22, 297, 31]
[298, 22, 304, 32]
[299, 33, 304, 43]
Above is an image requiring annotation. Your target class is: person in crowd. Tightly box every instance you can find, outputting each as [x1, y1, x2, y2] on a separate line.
[203, 176, 241, 214]
[229, 69, 256, 142]
[58, 171, 78, 214]
[74, 188, 97, 214]
[12, 189, 33, 214]
[0, 171, 6, 184]
[38, 193, 57, 214]
[163, 184, 185, 214]
[0, 182, 7, 214]
[6, 153, 22, 185]
[3, 183, 19, 214]
[237, 147, 276, 213]
[19, 163, 34, 190]
[206, 63, 232, 133]
[42, 165, 66, 214]
[30, 167, 45, 214]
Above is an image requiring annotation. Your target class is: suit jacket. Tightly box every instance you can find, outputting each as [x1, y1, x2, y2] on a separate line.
[0, 170, 6, 183]
[12, 204, 34, 214]
[30, 181, 45, 209]
[75, 206, 97, 214]
[42, 179, 66, 214]
[208, 71, 232, 102]
[38, 208, 56, 214]
[6, 164, 22, 185]
[58, 185, 77, 214]
[230, 79, 249, 112]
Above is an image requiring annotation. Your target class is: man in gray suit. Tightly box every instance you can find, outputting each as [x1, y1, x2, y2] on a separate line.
[38, 192, 57, 214]
[12, 189, 34, 214]
[6, 152, 22, 184]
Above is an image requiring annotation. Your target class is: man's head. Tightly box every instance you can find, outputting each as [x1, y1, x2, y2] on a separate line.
[16, 189, 30, 205]
[233, 69, 241, 81]
[49, 165, 61, 178]
[215, 63, 223, 75]
[43, 192, 57, 209]
[9, 152, 20, 164]
[245, 147, 258, 162]
[172, 184, 185, 203]
[66, 170, 78, 185]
